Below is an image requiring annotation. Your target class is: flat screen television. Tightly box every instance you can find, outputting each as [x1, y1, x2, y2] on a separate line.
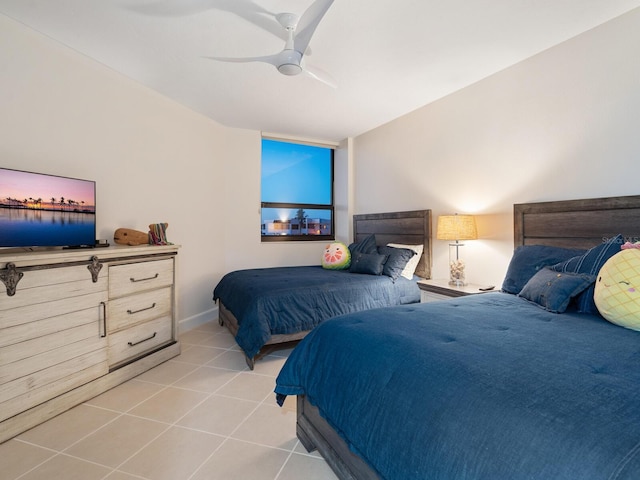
[0, 167, 96, 249]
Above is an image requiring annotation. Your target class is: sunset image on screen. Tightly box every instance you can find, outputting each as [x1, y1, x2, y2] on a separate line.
[0, 168, 95, 213]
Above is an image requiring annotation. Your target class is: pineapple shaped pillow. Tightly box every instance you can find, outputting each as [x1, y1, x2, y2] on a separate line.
[594, 247, 640, 331]
[322, 242, 351, 270]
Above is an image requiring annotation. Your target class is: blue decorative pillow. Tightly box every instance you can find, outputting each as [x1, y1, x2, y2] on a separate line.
[377, 246, 416, 281]
[519, 268, 596, 313]
[501, 245, 586, 295]
[350, 252, 388, 275]
[348, 234, 377, 257]
[550, 234, 624, 314]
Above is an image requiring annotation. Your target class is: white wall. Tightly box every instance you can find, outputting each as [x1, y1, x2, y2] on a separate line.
[218, 130, 350, 273]
[0, 14, 345, 331]
[0, 14, 222, 329]
[352, 8, 640, 288]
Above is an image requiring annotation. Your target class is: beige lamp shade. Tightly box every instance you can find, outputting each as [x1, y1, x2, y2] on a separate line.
[436, 215, 478, 241]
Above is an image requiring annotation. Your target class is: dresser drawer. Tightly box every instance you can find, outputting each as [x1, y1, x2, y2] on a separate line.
[1, 291, 107, 331]
[0, 328, 106, 387]
[1, 268, 107, 322]
[108, 287, 172, 333]
[0, 264, 105, 303]
[109, 258, 174, 298]
[0, 349, 108, 423]
[108, 316, 173, 366]
[1, 308, 104, 362]
[420, 291, 452, 303]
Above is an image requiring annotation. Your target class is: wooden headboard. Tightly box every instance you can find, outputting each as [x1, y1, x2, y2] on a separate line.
[514, 195, 640, 249]
[353, 209, 432, 279]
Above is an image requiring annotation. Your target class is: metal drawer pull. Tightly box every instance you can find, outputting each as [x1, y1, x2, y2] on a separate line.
[99, 301, 107, 338]
[127, 303, 156, 315]
[130, 273, 159, 283]
[128, 331, 157, 347]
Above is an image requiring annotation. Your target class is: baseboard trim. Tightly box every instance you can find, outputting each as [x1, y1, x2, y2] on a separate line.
[178, 306, 218, 333]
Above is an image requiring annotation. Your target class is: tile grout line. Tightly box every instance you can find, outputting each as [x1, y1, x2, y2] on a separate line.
[182, 325, 317, 479]
[109, 347, 250, 479]
[105, 365, 237, 477]
[273, 443, 301, 480]
[185, 369, 293, 480]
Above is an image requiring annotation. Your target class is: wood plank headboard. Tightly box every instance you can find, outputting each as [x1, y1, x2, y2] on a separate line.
[514, 195, 640, 249]
[353, 209, 432, 279]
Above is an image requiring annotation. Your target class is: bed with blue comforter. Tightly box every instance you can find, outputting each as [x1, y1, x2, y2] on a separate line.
[274, 195, 640, 480]
[275, 292, 640, 480]
[213, 266, 420, 363]
[213, 209, 432, 369]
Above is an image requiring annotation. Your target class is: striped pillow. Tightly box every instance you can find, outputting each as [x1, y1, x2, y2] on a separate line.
[550, 234, 623, 314]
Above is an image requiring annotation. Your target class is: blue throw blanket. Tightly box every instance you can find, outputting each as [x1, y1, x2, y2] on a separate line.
[213, 266, 420, 358]
[275, 293, 640, 480]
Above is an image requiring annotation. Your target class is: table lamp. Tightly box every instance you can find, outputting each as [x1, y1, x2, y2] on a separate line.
[436, 214, 478, 286]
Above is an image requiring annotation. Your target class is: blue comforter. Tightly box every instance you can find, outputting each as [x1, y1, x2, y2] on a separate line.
[212, 266, 420, 358]
[275, 293, 640, 480]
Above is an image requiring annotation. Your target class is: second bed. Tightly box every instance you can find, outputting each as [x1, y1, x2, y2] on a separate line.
[213, 209, 432, 368]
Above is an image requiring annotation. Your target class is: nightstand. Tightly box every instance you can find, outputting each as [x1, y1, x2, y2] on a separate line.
[418, 279, 493, 303]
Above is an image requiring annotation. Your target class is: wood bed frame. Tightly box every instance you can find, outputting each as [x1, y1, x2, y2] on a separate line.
[218, 209, 432, 369]
[296, 194, 640, 480]
[352, 209, 432, 279]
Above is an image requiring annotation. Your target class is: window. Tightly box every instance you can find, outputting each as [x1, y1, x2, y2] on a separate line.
[261, 138, 334, 242]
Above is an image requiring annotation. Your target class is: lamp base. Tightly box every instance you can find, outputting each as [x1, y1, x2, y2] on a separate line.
[448, 244, 466, 286]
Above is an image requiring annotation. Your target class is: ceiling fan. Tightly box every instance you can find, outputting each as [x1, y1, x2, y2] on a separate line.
[204, 0, 336, 87]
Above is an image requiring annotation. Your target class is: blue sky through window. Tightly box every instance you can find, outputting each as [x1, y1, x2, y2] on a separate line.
[261, 139, 333, 237]
[261, 139, 332, 205]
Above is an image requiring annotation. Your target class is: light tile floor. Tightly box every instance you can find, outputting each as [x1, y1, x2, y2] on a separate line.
[1, 321, 338, 480]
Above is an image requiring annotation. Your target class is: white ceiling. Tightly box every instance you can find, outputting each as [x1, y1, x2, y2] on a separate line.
[2, 1, 640, 143]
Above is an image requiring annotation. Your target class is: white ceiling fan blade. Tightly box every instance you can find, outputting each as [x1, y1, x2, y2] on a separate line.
[130, 1, 285, 42]
[128, 0, 223, 16]
[293, 0, 334, 55]
[202, 1, 335, 82]
[203, 54, 280, 68]
[303, 63, 337, 88]
[130, 0, 275, 18]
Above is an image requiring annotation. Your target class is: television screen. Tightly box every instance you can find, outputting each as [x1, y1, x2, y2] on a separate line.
[0, 167, 96, 248]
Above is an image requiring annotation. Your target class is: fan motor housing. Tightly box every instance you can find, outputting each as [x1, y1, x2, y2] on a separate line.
[277, 50, 303, 76]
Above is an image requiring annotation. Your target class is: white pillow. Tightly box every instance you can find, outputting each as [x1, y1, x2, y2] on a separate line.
[387, 243, 424, 279]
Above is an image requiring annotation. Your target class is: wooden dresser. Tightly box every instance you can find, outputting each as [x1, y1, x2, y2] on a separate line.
[0, 245, 180, 443]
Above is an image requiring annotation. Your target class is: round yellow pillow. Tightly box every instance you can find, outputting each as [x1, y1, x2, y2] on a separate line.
[594, 248, 640, 331]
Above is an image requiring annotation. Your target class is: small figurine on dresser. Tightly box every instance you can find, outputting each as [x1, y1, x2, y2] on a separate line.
[114, 223, 172, 246]
[148, 223, 172, 245]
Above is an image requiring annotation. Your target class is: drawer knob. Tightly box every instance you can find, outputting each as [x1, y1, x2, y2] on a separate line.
[129, 273, 159, 283]
[127, 303, 156, 315]
[128, 331, 157, 347]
